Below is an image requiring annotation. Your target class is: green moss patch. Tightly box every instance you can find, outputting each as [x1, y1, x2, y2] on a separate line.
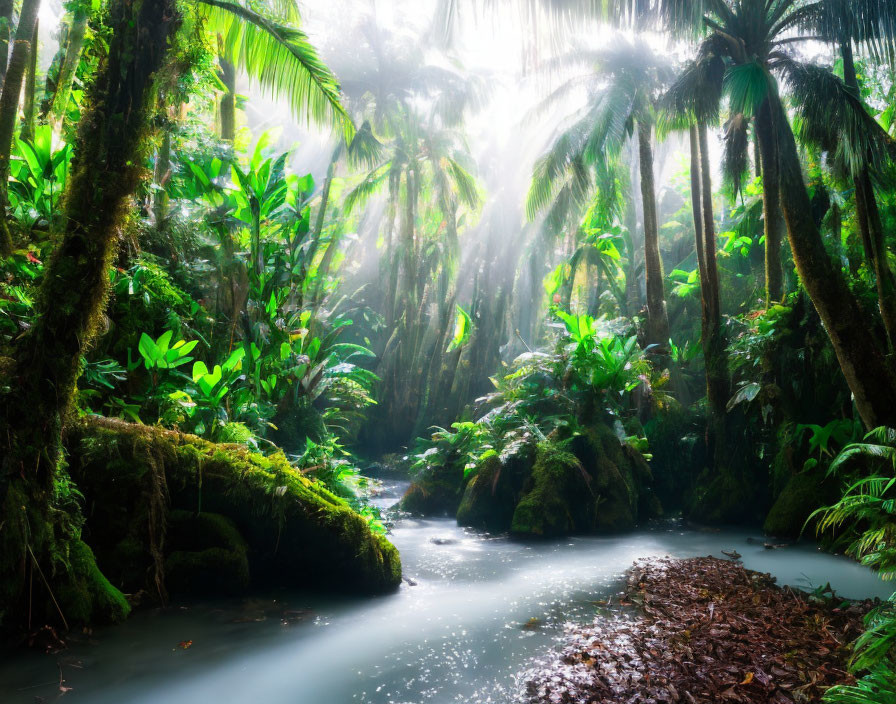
[67, 416, 401, 598]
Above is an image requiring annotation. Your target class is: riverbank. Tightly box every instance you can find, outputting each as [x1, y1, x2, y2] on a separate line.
[523, 556, 871, 703]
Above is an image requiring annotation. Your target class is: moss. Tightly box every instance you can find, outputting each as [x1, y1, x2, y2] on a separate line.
[571, 423, 653, 532]
[763, 468, 838, 538]
[456, 453, 527, 532]
[54, 540, 130, 626]
[511, 442, 593, 537]
[165, 511, 249, 595]
[67, 417, 401, 596]
[399, 459, 465, 516]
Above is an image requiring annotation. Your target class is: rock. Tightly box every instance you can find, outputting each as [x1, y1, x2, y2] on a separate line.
[763, 467, 839, 538]
[456, 452, 527, 532]
[66, 417, 402, 600]
[398, 460, 465, 516]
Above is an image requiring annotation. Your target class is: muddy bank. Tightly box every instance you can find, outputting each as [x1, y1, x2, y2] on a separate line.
[523, 556, 871, 703]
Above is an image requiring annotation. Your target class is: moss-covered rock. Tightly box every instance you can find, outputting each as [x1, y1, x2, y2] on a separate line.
[401, 422, 655, 538]
[763, 468, 838, 538]
[568, 423, 653, 532]
[67, 417, 401, 598]
[399, 459, 465, 516]
[165, 511, 250, 595]
[511, 442, 594, 537]
[54, 540, 131, 626]
[456, 452, 529, 532]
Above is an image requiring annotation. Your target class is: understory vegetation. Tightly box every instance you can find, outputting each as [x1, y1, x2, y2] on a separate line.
[0, 0, 895, 701]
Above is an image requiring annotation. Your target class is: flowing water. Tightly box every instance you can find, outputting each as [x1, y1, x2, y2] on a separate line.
[2, 480, 891, 704]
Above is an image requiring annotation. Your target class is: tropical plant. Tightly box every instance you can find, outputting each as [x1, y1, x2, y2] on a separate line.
[526, 37, 672, 348]
[813, 426, 896, 703]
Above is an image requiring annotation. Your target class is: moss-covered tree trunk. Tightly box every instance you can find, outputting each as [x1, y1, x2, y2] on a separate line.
[0, 0, 178, 631]
[218, 54, 235, 141]
[46, 8, 88, 128]
[19, 19, 38, 144]
[841, 42, 896, 352]
[755, 101, 784, 304]
[696, 123, 729, 470]
[0, 0, 41, 256]
[637, 120, 669, 350]
[0, 0, 13, 86]
[764, 90, 896, 430]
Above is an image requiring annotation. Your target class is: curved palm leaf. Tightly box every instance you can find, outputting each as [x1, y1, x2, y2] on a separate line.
[196, 0, 353, 139]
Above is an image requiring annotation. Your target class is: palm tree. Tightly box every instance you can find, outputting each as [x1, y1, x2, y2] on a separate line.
[42, 8, 90, 128]
[798, 0, 896, 349]
[607, 0, 896, 431]
[526, 38, 672, 350]
[345, 107, 480, 444]
[0, 0, 40, 256]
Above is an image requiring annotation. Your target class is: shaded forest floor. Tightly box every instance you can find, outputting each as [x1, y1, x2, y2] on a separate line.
[523, 556, 872, 703]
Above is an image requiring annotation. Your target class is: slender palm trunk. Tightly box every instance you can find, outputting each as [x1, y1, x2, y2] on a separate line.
[306, 146, 339, 303]
[20, 19, 38, 143]
[1, 0, 179, 630]
[0, 0, 41, 256]
[841, 42, 896, 350]
[623, 192, 640, 316]
[46, 9, 88, 127]
[0, 0, 13, 86]
[218, 55, 235, 142]
[764, 90, 896, 429]
[755, 101, 784, 304]
[151, 124, 171, 228]
[637, 119, 669, 350]
[697, 123, 729, 469]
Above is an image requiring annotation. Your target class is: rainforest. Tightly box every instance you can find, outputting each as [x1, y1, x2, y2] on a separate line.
[1, 0, 896, 702]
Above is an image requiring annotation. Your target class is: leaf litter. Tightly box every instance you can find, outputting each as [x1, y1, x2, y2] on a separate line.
[521, 556, 872, 703]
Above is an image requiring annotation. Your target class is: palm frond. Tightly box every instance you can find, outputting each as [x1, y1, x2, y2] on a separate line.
[722, 112, 750, 195]
[197, 0, 353, 139]
[779, 58, 896, 180]
[343, 162, 391, 214]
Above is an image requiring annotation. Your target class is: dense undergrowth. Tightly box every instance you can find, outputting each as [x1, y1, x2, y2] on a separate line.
[0, 0, 895, 695]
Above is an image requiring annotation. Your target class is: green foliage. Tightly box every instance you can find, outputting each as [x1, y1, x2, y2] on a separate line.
[8, 125, 73, 229]
[814, 428, 896, 703]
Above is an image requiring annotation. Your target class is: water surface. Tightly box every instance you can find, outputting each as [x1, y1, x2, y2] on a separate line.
[2, 480, 890, 703]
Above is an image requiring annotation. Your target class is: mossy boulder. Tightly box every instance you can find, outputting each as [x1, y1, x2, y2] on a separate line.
[401, 422, 655, 538]
[55, 540, 131, 626]
[399, 458, 465, 516]
[511, 443, 593, 537]
[165, 511, 250, 595]
[571, 423, 650, 532]
[763, 468, 839, 538]
[456, 451, 530, 532]
[66, 417, 401, 598]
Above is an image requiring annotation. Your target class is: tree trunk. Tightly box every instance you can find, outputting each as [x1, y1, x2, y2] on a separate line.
[0, 0, 179, 631]
[0, 0, 13, 86]
[0, 0, 41, 256]
[755, 100, 784, 304]
[765, 89, 896, 429]
[19, 19, 38, 143]
[307, 145, 340, 304]
[46, 9, 88, 128]
[218, 55, 235, 142]
[841, 41, 896, 351]
[637, 119, 669, 350]
[151, 124, 171, 229]
[697, 123, 729, 469]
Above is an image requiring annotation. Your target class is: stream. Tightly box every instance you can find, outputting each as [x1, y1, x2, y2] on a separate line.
[1, 479, 891, 704]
